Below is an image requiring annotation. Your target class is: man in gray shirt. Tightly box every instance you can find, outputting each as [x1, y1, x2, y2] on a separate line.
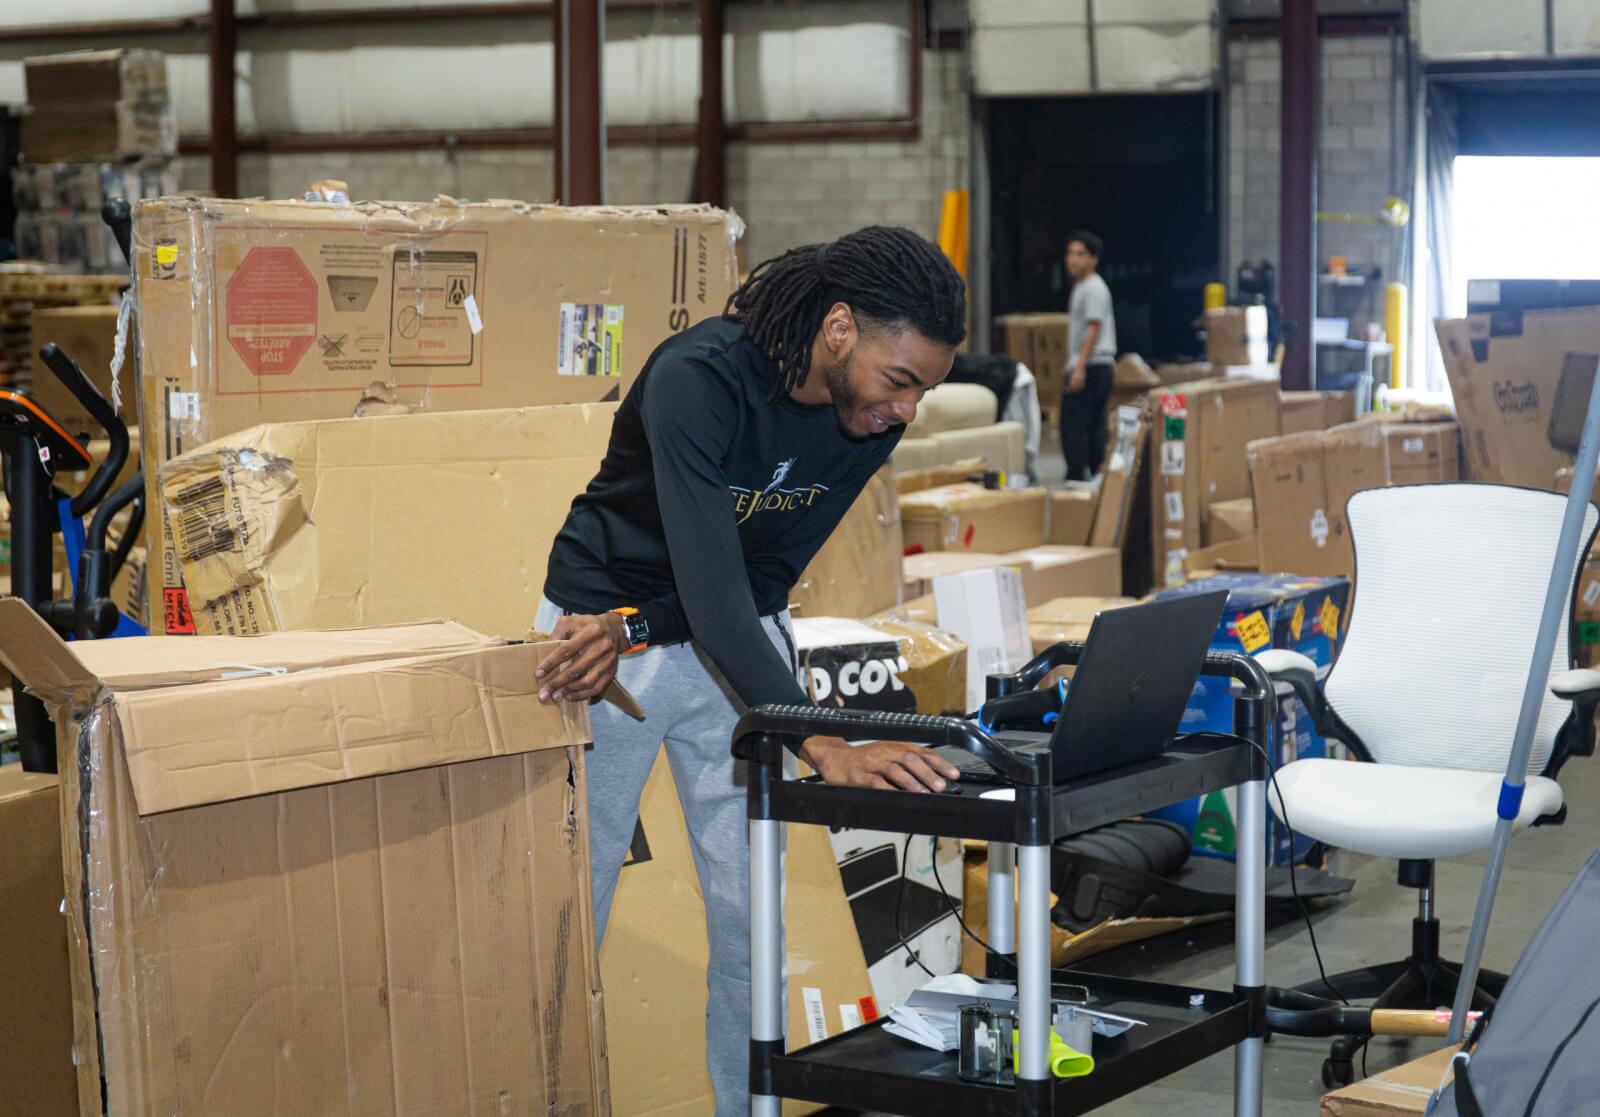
[1061, 230, 1117, 480]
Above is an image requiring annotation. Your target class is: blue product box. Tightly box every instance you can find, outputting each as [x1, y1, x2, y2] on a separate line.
[1146, 572, 1352, 866]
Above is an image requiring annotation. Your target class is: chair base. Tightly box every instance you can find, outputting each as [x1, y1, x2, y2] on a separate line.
[1268, 859, 1508, 1089]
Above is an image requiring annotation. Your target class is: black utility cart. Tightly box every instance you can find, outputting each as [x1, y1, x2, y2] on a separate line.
[736, 647, 1273, 1117]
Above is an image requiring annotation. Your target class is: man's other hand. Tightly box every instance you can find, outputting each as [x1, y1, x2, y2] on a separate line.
[537, 613, 628, 703]
[799, 735, 962, 793]
[1067, 362, 1087, 394]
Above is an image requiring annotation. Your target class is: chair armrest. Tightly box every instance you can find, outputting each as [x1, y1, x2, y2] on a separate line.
[1551, 668, 1600, 702]
[1253, 648, 1341, 742]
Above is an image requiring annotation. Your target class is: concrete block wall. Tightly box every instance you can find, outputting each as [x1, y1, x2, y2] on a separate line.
[181, 49, 967, 274]
[1227, 33, 1408, 338]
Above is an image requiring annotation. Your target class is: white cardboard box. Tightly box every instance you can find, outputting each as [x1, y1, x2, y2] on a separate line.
[931, 566, 1032, 712]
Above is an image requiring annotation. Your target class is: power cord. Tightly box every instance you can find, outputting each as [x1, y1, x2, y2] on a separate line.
[894, 832, 936, 979]
[930, 836, 995, 956]
[1188, 731, 1349, 1006]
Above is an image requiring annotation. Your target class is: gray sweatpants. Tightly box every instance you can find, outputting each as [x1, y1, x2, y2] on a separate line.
[535, 597, 796, 1117]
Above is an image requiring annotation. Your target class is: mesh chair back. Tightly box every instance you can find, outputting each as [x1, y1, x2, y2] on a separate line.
[1324, 483, 1598, 775]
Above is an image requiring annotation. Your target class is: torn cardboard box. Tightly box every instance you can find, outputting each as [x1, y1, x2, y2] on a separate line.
[899, 483, 1047, 554]
[1435, 305, 1598, 489]
[863, 618, 968, 716]
[158, 403, 617, 636]
[0, 766, 78, 1116]
[894, 456, 987, 496]
[0, 604, 611, 1117]
[1002, 545, 1122, 604]
[134, 195, 740, 632]
[790, 464, 902, 619]
[1090, 404, 1150, 550]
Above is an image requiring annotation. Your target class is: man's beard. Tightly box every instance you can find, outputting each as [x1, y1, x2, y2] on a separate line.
[820, 349, 866, 438]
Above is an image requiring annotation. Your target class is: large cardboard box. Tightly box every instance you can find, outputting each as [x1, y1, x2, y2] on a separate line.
[1108, 353, 1161, 414]
[1026, 595, 1137, 656]
[1150, 378, 1281, 587]
[1205, 496, 1255, 546]
[25, 49, 168, 106]
[30, 305, 134, 434]
[1204, 305, 1269, 368]
[134, 196, 740, 631]
[158, 404, 617, 636]
[0, 605, 610, 1116]
[1435, 305, 1599, 488]
[899, 483, 1047, 555]
[1002, 544, 1122, 604]
[791, 617, 966, 1009]
[903, 551, 1017, 600]
[604, 751, 875, 1117]
[1281, 390, 1357, 435]
[1047, 487, 1098, 545]
[1320, 1045, 1458, 1117]
[790, 464, 902, 618]
[894, 456, 986, 496]
[1090, 404, 1151, 550]
[1249, 420, 1459, 578]
[1149, 573, 1351, 865]
[22, 101, 175, 164]
[0, 766, 78, 1116]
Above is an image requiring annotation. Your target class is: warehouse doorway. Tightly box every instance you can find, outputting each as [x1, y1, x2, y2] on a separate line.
[986, 92, 1222, 362]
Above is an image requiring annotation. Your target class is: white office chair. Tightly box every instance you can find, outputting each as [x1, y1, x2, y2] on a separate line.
[1258, 483, 1600, 1087]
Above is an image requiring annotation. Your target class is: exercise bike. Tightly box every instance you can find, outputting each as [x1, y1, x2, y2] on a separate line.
[3, 200, 146, 773]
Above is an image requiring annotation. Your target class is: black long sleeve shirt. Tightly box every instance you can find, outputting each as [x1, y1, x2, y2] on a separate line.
[544, 317, 900, 708]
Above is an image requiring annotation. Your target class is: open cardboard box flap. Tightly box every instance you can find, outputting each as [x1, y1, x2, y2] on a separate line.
[0, 600, 642, 817]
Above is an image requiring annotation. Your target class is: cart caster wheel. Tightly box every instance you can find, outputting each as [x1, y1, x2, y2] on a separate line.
[1322, 1057, 1354, 1089]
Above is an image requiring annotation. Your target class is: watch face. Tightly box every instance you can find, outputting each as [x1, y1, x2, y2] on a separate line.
[624, 613, 649, 647]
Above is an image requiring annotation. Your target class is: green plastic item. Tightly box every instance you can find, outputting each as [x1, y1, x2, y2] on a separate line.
[1011, 1027, 1094, 1079]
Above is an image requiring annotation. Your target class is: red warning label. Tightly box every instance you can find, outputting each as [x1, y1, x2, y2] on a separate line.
[226, 247, 317, 376]
[163, 587, 196, 635]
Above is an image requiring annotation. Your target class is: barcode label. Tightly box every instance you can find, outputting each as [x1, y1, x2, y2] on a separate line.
[168, 391, 201, 421]
[1585, 580, 1600, 607]
[803, 987, 828, 1044]
[839, 1004, 863, 1031]
[171, 475, 237, 562]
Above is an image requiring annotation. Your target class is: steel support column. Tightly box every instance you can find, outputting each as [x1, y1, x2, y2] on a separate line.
[1278, 0, 1317, 390]
[695, 0, 726, 206]
[556, 0, 606, 204]
[209, 0, 238, 198]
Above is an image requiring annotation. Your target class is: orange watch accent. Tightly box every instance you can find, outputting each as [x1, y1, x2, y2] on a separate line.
[610, 607, 649, 654]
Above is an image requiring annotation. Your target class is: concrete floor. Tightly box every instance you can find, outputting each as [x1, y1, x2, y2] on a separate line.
[822, 442, 1600, 1115]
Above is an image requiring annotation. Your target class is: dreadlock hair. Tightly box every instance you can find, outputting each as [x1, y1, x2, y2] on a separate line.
[724, 226, 967, 400]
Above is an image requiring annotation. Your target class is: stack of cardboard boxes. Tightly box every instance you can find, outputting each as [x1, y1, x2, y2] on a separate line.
[994, 312, 1068, 421]
[15, 51, 179, 273]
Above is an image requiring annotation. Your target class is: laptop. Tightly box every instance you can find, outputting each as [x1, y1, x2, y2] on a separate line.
[935, 591, 1230, 785]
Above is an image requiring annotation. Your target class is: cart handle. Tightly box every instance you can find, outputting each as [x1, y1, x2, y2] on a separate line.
[732, 704, 1048, 786]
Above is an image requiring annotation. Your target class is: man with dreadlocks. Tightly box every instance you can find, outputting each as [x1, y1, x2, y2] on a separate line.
[533, 225, 968, 1113]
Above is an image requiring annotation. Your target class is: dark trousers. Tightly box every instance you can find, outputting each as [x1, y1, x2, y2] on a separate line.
[1060, 362, 1114, 481]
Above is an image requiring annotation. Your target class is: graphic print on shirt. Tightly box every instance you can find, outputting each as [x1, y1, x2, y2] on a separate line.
[731, 456, 829, 524]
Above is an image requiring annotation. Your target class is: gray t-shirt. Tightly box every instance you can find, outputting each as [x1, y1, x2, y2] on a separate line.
[1068, 273, 1117, 366]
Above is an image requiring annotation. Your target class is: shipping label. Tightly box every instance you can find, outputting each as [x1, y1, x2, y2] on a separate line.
[558, 302, 624, 376]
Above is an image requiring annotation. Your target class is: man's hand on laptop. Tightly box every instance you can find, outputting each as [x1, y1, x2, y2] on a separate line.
[800, 736, 961, 793]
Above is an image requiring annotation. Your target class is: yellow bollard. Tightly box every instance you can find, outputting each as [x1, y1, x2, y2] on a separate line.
[1204, 282, 1226, 312]
[1386, 282, 1406, 389]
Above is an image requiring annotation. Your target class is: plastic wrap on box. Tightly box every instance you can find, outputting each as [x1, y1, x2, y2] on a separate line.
[863, 618, 968, 716]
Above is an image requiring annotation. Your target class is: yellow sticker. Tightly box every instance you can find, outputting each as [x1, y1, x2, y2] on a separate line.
[1236, 610, 1272, 654]
[1319, 596, 1340, 641]
[155, 244, 179, 266]
[1290, 600, 1305, 641]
